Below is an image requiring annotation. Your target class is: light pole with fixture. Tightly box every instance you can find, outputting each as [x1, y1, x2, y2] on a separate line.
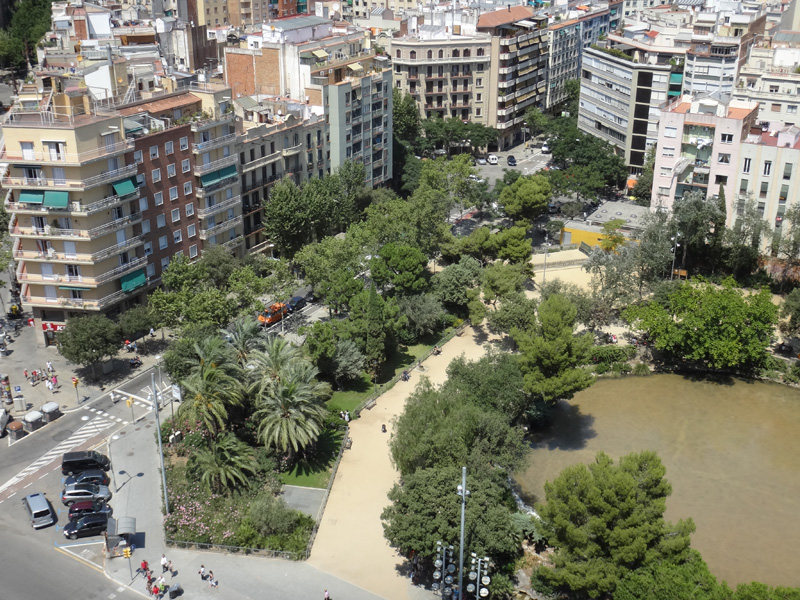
[670, 232, 681, 280]
[456, 466, 470, 598]
[467, 554, 491, 599]
[433, 540, 456, 597]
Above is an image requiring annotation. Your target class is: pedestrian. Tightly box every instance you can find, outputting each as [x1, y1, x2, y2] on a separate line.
[151, 583, 160, 598]
[52, 374, 58, 388]
[149, 327, 156, 338]
[45, 379, 53, 394]
[344, 410, 350, 423]
[199, 564, 206, 580]
[23, 369, 28, 383]
[140, 559, 150, 576]
[208, 570, 218, 588]
[339, 410, 345, 420]
[324, 590, 330, 600]
[156, 575, 165, 587]
[166, 560, 173, 576]
[31, 369, 37, 384]
[46, 361, 53, 374]
[161, 554, 168, 573]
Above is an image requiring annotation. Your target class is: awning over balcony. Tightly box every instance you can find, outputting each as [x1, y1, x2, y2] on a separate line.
[120, 268, 147, 293]
[43, 191, 69, 209]
[348, 62, 363, 71]
[58, 286, 90, 291]
[312, 49, 329, 59]
[19, 191, 44, 204]
[200, 164, 237, 188]
[112, 176, 138, 197]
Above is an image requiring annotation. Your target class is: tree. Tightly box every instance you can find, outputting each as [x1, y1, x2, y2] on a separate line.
[161, 324, 219, 382]
[188, 432, 258, 494]
[613, 551, 725, 600]
[525, 107, 550, 140]
[393, 88, 421, 144]
[119, 305, 157, 343]
[512, 294, 594, 404]
[631, 147, 655, 207]
[332, 340, 365, 387]
[781, 288, 800, 335]
[545, 220, 565, 243]
[316, 268, 364, 315]
[779, 203, 800, 286]
[57, 315, 121, 377]
[178, 356, 243, 436]
[486, 292, 538, 336]
[184, 288, 236, 329]
[498, 174, 552, 224]
[566, 164, 605, 204]
[0, 30, 25, 74]
[673, 191, 726, 273]
[624, 277, 778, 370]
[600, 218, 626, 253]
[371, 242, 428, 294]
[227, 265, 270, 313]
[262, 179, 309, 257]
[345, 284, 406, 365]
[491, 226, 533, 264]
[533, 451, 696, 600]
[223, 316, 267, 367]
[433, 256, 483, 311]
[198, 244, 239, 290]
[9, 0, 51, 66]
[481, 262, 527, 307]
[723, 196, 767, 281]
[398, 293, 445, 342]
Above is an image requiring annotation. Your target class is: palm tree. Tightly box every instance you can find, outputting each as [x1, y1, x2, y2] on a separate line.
[188, 432, 257, 494]
[222, 316, 266, 367]
[246, 335, 304, 394]
[178, 360, 243, 435]
[185, 334, 239, 378]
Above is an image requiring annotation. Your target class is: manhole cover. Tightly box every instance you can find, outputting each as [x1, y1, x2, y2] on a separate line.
[52, 430, 73, 442]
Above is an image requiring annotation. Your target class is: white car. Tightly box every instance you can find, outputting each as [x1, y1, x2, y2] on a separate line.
[541, 142, 551, 153]
[487, 154, 499, 165]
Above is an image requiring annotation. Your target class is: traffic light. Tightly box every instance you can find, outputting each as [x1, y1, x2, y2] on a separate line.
[72, 377, 79, 388]
[127, 398, 133, 408]
[123, 547, 131, 558]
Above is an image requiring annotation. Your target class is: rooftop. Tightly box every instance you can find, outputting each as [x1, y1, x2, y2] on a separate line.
[118, 93, 201, 116]
[476, 6, 534, 29]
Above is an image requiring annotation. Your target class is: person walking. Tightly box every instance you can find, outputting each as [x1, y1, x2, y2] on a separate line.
[160, 554, 168, 573]
[166, 560, 173, 576]
[208, 571, 218, 588]
[46, 361, 53, 374]
[23, 369, 28, 383]
[198, 564, 206, 580]
[45, 379, 53, 394]
[324, 590, 330, 600]
[52, 374, 58, 388]
[344, 410, 350, 423]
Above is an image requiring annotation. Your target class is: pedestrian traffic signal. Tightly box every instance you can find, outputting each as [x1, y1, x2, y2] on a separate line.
[72, 377, 79, 388]
[123, 547, 131, 558]
[127, 398, 133, 408]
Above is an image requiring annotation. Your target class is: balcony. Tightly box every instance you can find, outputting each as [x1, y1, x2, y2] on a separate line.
[242, 150, 282, 173]
[193, 133, 237, 154]
[190, 110, 236, 132]
[282, 143, 303, 157]
[13, 236, 145, 264]
[22, 289, 129, 311]
[0, 138, 134, 166]
[194, 154, 238, 176]
[6, 188, 140, 216]
[2, 163, 138, 191]
[197, 174, 239, 196]
[17, 256, 147, 287]
[223, 235, 244, 250]
[197, 195, 242, 219]
[9, 213, 142, 240]
[199, 215, 243, 240]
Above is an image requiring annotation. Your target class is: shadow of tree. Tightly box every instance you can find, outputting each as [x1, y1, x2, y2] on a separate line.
[528, 399, 597, 452]
[284, 428, 345, 478]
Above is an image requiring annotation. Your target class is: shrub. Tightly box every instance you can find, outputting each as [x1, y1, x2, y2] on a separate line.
[248, 492, 302, 537]
[632, 362, 651, 376]
[235, 519, 262, 548]
[595, 363, 610, 375]
[590, 345, 630, 365]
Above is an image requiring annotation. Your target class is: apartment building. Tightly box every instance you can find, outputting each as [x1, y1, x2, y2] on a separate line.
[1, 82, 242, 346]
[227, 0, 300, 26]
[578, 45, 676, 172]
[650, 95, 759, 220]
[196, 0, 228, 26]
[224, 16, 393, 187]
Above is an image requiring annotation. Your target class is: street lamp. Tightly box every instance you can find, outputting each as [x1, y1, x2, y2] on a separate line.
[670, 233, 681, 280]
[151, 372, 170, 515]
[155, 355, 172, 423]
[468, 554, 491, 599]
[542, 242, 552, 287]
[433, 541, 456, 597]
[456, 466, 470, 598]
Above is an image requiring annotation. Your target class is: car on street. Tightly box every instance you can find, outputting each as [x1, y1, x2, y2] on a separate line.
[63, 513, 108, 540]
[476, 156, 487, 165]
[68, 499, 113, 520]
[468, 174, 485, 183]
[65, 469, 110, 488]
[506, 155, 517, 167]
[61, 483, 112, 506]
[487, 154, 498, 165]
[541, 141, 551, 153]
[258, 302, 288, 326]
[287, 296, 307, 313]
[61, 450, 111, 476]
[22, 492, 56, 529]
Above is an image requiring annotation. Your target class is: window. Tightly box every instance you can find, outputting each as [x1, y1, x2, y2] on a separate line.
[173, 229, 182, 244]
[169, 208, 180, 223]
[161, 256, 170, 270]
[476, 108, 482, 116]
[785, 164, 793, 180]
[189, 244, 198, 258]
[186, 202, 194, 217]
[427, 50, 432, 59]
[152, 168, 161, 183]
[715, 174, 728, 185]
[149, 145, 158, 159]
[740, 179, 748, 192]
[146, 263, 155, 278]
[662, 146, 675, 157]
[477, 48, 484, 56]
[157, 214, 166, 228]
[165, 141, 174, 155]
[790, 105, 798, 114]
[188, 223, 196, 238]
[182, 158, 191, 173]
[660, 166, 672, 176]
[134, 150, 143, 164]
[476, 78, 483, 87]
[167, 163, 176, 178]
[158, 235, 168, 250]
[183, 181, 192, 195]
[144, 242, 153, 256]
[141, 219, 151, 234]
[764, 161, 772, 176]
[743, 158, 751, 173]
[169, 186, 178, 201]
[664, 126, 677, 138]
[139, 197, 148, 211]
[721, 133, 733, 144]
[179, 136, 189, 151]
[476, 93, 482, 102]
[772, 104, 782, 112]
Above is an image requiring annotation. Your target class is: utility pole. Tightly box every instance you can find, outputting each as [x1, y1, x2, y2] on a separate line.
[456, 466, 469, 598]
[152, 372, 170, 514]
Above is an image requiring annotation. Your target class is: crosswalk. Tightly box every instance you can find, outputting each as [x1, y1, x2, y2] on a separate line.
[0, 415, 116, 498]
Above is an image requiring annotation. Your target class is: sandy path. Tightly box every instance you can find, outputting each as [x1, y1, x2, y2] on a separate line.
[308, 328, 498, 600]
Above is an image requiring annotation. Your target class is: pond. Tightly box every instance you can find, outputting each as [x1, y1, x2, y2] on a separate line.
[516, 373, 800, 588]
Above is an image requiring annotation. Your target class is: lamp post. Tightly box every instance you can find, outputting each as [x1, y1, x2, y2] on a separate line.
[670, 232, 681, 280]
[151, 372, 170, 515]
[155, 355, 172, 423]
[456, 466, 470, 599]
[433, 540, 456, 597]
[542, 242, 551, 286]
[467, 554, 491, 599]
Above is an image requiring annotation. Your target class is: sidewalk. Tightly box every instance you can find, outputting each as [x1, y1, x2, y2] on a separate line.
[105, 406, 384, 600]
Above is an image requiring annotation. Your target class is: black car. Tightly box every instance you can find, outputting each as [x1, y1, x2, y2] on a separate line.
[63, 513, 108, 540]
[68, 499, 113, 520]
[287, 296, 307, 313]
[506, 155, 517, 166]
[64, 469, 110, 488]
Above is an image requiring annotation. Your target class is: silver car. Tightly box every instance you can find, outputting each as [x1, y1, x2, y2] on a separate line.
[61, 483, 112, 506]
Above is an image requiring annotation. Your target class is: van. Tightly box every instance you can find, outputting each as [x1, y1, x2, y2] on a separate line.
[22, 492, 56, 529]
[61, 451, 111, 476]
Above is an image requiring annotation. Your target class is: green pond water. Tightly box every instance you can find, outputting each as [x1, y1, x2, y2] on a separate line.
[516, 373, 800, 588]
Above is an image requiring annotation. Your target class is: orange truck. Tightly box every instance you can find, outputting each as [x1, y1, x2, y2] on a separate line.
[258, 302, 288, 326]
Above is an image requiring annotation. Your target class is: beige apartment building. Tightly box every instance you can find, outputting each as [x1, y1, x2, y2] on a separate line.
[2, 81, 242, 346]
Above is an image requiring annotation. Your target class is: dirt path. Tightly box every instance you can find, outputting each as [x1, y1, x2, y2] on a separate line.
[308, 327, 499, 600]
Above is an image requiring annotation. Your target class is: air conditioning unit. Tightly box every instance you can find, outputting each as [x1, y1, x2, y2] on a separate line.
[72, 202, 81, 211]
[328, 69, 333, 74]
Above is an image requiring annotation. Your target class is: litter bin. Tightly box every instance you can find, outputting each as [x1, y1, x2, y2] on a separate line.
[41, 401, 60, 423]
[7, 420, 23, 440]
[13, 395, 24, 412]
[23, 410, 43, 432]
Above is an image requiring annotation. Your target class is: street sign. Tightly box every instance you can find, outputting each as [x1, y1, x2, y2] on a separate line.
[171, 384, 182, 401]
[14, 386, 20, 393]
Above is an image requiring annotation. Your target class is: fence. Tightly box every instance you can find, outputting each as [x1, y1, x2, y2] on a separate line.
[164, 539, 305, 561]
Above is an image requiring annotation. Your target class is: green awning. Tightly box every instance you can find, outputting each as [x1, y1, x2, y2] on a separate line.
[112, 176, 138, 197]
[670, 73, 683, 84]
[43, 191, 69, 208]
[58, 286, 90, 291]
[200, 164, 238, 188]
[19, 191, 44, 204]
[120, 268, 147, 293]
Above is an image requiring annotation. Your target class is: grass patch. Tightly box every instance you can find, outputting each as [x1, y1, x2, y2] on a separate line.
[279, 428, 345, 489]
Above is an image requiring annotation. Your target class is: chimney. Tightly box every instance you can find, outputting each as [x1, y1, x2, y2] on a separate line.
[508, 4, 511, 11]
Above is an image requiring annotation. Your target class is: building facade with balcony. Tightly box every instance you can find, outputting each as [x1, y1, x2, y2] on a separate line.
[650, 95, 759, 220]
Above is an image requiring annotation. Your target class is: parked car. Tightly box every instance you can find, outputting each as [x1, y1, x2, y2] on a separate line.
[65, 469, 110, 488]
[0, 407, 9, 437]
[258, 302, 288, 326]
[68, 499, 113, 520]
[541, 141, 551, 153]
[22, 492, 56, 529]
[61, 483, 112, 506]
[476, 156, 487, 165]
[287, 296, 307, 313]
[487, 154, 499, 165]
[63, 513, 109, 540]
[61, 450, 111, 476]
[506, 155, 517, 167]
[468, 174, 485, 184]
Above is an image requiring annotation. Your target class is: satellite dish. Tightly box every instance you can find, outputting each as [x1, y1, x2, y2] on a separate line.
[332, 2, 340, 10]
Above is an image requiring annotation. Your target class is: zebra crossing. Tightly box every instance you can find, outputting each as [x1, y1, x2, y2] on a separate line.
[0, 414, 116, 500]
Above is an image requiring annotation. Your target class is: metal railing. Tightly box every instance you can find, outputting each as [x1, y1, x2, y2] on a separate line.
[13, 235, 143, 263]
[190, 110, 235, 132]
[22, 289, 129, 310]
[193, 133, 237, 154]
[164, 539, 304, 561]
[222, 234, 244, 249]
[0, 138, 134, 164]
[197, 195, 241, 219]
[281, 143, 303, 157]
[197, 174, 239, 196]
[17, 256, 146, 285]
[193, 154, 238, 176]
[199, 215, 242, 240]
[10, 213, 141, 239]
[242, 150, 282, 172]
